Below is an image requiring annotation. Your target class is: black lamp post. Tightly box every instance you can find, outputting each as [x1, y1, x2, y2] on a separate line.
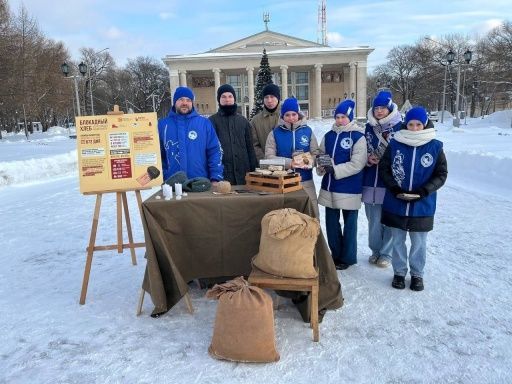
[441, 50, 455, 123]
[61, 62, 87, 116]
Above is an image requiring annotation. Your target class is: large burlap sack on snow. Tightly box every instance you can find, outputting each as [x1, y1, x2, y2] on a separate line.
[252, 208, 319, 278]
[206, 277, 280, 363]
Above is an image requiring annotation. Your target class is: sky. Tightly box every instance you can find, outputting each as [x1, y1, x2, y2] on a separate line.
[1, 111, 512, 382]
[6, 0, 512, 71]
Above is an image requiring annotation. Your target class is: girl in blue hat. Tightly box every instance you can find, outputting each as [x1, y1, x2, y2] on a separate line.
[379, 106, 448, 291]
[317, 99, 367, 270]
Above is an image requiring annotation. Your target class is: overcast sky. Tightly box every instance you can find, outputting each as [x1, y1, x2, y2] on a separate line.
[6, 0, 512, 71]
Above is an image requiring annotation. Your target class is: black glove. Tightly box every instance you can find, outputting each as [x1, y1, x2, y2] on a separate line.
[390, 185, 404, 197]
[410, 188, 428, 199]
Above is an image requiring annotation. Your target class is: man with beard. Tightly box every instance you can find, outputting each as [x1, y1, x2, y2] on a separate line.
[250, 83, 281, 161]
[209, 84, 257, 185]
[158, 86, 223, 182]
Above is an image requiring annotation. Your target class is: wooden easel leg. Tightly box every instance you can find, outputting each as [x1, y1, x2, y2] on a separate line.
[121, 192, 137, 266]
[116, 192, 123, 254]
[136, 288, 145, 316]
[184, 293, 194, 314]
[311, 284, 319, 342]
[80, 193, 103, 305]
[135, 190, 143, 218]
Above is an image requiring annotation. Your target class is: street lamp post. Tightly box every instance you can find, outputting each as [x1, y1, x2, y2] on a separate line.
[454, 49, 472, 127]
[61, 62, 87, 116]
[441, 51, 454, 124]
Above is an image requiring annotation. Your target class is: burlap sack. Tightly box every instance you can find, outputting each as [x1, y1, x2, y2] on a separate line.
[252, 208, 319, 278]
[206, 277, 280, 363]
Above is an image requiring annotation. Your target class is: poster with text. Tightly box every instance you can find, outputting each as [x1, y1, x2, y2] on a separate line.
[76, 112, 163, 193]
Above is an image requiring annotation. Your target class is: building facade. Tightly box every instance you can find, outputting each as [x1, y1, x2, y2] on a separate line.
[163, 30, 373, 119]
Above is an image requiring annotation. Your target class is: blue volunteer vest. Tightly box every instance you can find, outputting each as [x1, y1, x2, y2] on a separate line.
[320, 130, 364, 193]
[383, 138, 443, 217]
[273, 125, 313, 181]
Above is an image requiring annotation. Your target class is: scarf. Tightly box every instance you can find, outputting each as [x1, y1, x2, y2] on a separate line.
[394, 128, 436, 147]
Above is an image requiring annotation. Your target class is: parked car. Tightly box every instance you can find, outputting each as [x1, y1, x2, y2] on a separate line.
[428, 111, 439, 122]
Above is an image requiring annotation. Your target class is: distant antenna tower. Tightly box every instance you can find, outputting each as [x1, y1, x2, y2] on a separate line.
[263, 12, 270, 31]
[317, 0, 327, 45]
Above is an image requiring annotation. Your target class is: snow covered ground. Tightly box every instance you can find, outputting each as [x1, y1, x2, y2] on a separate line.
[1, 112, 511, 383]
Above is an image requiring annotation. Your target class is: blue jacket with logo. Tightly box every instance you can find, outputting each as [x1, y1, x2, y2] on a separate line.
[158, 108, 223, 181]
[273, 123, 314, 181]
[382, 138, 443, 218]
[320, 129, 365, 194]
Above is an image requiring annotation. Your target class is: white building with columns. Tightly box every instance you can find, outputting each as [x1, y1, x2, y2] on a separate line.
[162, 30, 373, 119]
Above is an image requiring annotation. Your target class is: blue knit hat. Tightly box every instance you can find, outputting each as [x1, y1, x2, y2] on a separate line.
[405, 106, 429, 126]
[280, 97, 300, 117]
[263, 83, 281, 101]
[372, 90, 393, 112]
[173, 86, 194, 106]
[334, 99, 355, 122]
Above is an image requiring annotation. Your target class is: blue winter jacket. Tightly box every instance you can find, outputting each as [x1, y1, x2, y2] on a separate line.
[158, 109, 224, 181]
[273, 124, 314, 181]
[383, 138, 443, 217]
[320, 129, 365, 194]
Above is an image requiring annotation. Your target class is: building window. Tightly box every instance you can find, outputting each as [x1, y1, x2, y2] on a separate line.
[286, 72, 309, 105]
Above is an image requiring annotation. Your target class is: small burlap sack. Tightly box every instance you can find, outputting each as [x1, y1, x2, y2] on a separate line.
[252, 208, 320, 278]
[206, 277, 280, 363]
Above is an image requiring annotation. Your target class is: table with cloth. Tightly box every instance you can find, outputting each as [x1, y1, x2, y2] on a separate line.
[140, 187, 343, 320]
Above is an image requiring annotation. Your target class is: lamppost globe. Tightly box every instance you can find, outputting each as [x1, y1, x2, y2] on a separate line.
[464, 50, 472, 64]
[78, 62, 87, 76]
[61, 62, 69, 77]
[446, 50, 455, 64]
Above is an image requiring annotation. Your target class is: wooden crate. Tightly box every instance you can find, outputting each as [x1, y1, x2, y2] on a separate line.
[245, 172, 302, 193]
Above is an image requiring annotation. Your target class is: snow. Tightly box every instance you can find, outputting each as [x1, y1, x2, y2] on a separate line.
[1, 113, 512, 383]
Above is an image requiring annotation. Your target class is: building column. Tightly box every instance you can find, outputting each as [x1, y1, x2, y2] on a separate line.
[313, 63, 323, 119]
[349, 62, 357, 100]
[246, 66, 254, 114]
[356, 61, 367, 119]
[179, 70, 187, 87]
[343, 65, 350, 99]
[212, 68, 221, 92]
[280, 65, 288, 100]
[169, 69, 179, 101]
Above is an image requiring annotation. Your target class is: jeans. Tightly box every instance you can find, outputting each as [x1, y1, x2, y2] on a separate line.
[325, 207, 358, 265]
[364, 203, 392, 261]
[389, 227, 428, 277]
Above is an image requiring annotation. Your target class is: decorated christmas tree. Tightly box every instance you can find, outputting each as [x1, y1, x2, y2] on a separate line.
[250, 49, 274, 118]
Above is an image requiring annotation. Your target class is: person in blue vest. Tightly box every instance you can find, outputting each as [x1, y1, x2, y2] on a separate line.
[363, 90, 403, 268]
[158, 86, 224, 183]
[379, 106, 448, 291]
[317, 99, 367, 270]
[264, 97, 320, 217]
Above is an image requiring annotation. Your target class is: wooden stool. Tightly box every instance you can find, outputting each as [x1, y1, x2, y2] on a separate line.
[248, 266, 319, 342]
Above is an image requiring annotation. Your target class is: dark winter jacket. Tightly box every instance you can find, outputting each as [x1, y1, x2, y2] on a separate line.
[379, 124, 448, 232]
[158, 108, 224, 181]
[209, 108, 257, 185]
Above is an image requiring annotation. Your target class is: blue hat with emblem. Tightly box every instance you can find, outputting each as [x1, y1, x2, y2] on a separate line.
[334, 99, 355, 122]
[372, 90, 394, 112]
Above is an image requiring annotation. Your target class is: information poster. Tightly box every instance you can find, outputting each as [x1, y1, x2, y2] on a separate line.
[76, 112, 163, 193]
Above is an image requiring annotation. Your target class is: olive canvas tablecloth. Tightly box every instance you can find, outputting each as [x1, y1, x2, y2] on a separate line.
[141, 188, 343, 317]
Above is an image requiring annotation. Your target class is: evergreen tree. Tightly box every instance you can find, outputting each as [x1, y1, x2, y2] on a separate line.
[250, 48, 273, 118]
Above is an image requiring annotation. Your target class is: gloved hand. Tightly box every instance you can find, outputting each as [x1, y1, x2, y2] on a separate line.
[411, 188, 428, 198]
[390, 185, 404, 197]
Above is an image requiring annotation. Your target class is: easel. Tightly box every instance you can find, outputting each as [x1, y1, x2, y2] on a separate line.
[80, 188, 147, 304]
[80, 105, 146, 304]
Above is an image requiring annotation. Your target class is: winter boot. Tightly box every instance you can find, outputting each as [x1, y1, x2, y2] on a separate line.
[391, 275, 405, 289]
[410, 276, 424, 291]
